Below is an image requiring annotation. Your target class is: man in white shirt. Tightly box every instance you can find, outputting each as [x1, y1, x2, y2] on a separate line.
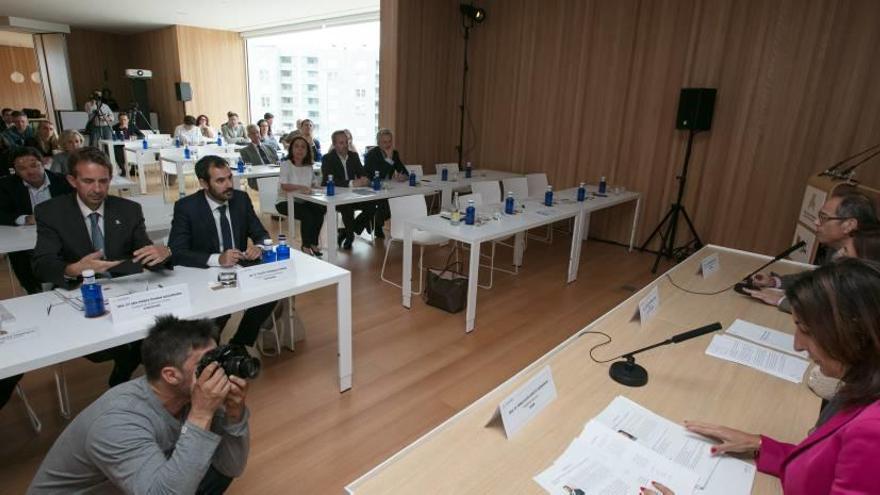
[174, 115, 205, 146]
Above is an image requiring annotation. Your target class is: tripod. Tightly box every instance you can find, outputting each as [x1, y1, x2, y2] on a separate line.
[640, 128, 704, 273]
[129, 102, 155, 134]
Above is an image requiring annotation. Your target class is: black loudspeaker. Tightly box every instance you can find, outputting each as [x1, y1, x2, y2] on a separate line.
[676, 88, 716, 131]
[175, 82, 192, 102]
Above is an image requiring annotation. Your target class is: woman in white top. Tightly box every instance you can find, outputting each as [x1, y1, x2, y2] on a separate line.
[276, 135, 326, 257]
[173, 115, 203, 146]
[196, 114, 215, 139]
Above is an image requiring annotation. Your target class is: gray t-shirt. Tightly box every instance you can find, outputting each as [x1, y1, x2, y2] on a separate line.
[28, 376, 249, 494]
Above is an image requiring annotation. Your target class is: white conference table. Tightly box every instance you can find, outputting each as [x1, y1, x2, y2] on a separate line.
[419, 170, 521, 209]
[0, 249, 353, 393]
[401, 187, 641, 332]
[284, 181, 438, 264]
[159, 147, 248, 200]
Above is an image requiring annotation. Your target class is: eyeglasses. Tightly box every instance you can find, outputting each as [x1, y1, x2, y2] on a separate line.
[817, 211, 851, 224]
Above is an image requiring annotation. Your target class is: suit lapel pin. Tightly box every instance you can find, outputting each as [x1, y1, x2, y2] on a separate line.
[115, 219, 122, 225]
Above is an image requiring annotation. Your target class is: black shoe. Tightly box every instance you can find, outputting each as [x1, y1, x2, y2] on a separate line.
[343, 232, 354, 249]
[375, 227, 385, 239]
[337, 229, 346, 248]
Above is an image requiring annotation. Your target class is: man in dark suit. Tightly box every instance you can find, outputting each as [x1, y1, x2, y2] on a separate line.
[364, 128, 409, 238]
[239, 124, 279, 190]
[321, 129, 375, 249]
[32, 146, 172, 387]
[168, 155, 277, 346]
[0, 147, 74, 294]
[111, 112, 144, 176]
[2, 111, 34, 147]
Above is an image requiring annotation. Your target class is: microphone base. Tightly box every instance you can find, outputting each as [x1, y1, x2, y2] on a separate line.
[733, 281, 755, 295]
[609, 361, 649, 387]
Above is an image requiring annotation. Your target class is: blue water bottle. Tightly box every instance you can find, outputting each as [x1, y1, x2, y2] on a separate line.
[237, 157, 245, 174]
[544, 185, 554, 206]
[261, 239, 276, 263]
[184, 145, 191, 160]
[372, 171, 381, 191]
[175, 137, 181, 148]
[216, 135, 222, 146]
[465, 199, 476, 225]
[80, 269, 105, 318]
[505, 191, 515, 214]
[441, 167, 448, 181]
[577, 182, 586, 202]
[598, 176, 607, 194]
[409, 172, 416, 186]
[326, 174, 336, 196]
[465, 161, 472, 178]
[142, 138, 148, 150]
[276, 234, 290, 261]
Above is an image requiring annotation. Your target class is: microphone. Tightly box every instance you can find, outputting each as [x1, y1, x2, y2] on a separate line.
[609, 322, 722, 387]
[733, 240, 806, 295]
[822, 142, 880, 177]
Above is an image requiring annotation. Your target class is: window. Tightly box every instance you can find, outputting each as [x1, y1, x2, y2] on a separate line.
[246, 21, 379, 147]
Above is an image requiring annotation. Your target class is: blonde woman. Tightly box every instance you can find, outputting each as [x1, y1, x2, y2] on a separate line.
[50, 130, 84, 175]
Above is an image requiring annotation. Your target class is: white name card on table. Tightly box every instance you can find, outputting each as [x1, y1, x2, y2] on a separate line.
[700, 253, 721, 278]
[237, 260, 294, 291]
[109, 284, 191, 323]
[634, 285, 660, 323]
[0, 326, 38, 345]
[497, 366, 557, 439]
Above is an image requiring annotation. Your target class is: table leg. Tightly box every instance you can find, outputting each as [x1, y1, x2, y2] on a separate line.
[105, 142, 118, 168]
[177, 161, 186, 198]
[629, 197, 641, 252]
[137, 152, 147, 195]
[287, 193, 296, 245]
[281, 296, 296, 351]
[465, 241, 481, 333]
[337, 274, 353, 392]
[6, 255, 17, 297]
[581, 211, 592, 241]
[402, 224, 413, 308]
[568, 210, 586, 283]
[326, 204, 338, 264]
[441, 188, 452, 210]
[513, 231, 525, 267]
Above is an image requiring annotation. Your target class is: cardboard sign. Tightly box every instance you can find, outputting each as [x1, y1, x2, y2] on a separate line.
[109, 284, 191, 323]
[237, 260, 294, 291]
[700, 253, 721, 278]
[635, 286, 660, 323]
[497, 366, 558, 438]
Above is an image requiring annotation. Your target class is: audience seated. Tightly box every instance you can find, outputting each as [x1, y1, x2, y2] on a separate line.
[28, 315, 250, 494]
[197, 114, 216, 139]
[111, 113, 145, 176]
[364, 128, 408, 238]
[321, 129, 374, 249]
[299, 118, 322, 161]
[263, 112, 275, 135]
[0, 131, 13, 178]
[174, 115, 204, 146]
[220, 111, 248, 144]
[344, 128, 358, 155]
[24, 120, 58, 164]
[0, 107, 12, 132]
[83, 91, 115, 146]
[276, 135, 325, 257]
[51, 130, 85, 175]
[167, 155, 278, 348]
[257, 118, 280, 153]
[2, 110, 34, 147]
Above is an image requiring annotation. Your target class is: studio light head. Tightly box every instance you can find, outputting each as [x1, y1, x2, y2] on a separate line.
[460, 3, 487, 24]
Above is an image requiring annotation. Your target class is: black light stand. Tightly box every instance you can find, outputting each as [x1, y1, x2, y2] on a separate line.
[456, 3, 486, 168]
[640, 128, 705, 273]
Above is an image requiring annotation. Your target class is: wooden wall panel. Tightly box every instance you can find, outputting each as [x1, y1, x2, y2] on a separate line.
[0, 45, 46, 113]
[388, 0, 880, 255]
[177, 25, 249, 128]
[66, 29, 131, 109]
[127, 27, 183, 132]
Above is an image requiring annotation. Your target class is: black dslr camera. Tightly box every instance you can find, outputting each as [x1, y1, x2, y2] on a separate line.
[196, 344, 261, 379]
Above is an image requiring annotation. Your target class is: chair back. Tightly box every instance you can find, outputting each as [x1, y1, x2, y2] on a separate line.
[389, 194, 428, 240]
[502, 177, 529, 199]
[470, 181, 501, 204]
[406, 164, 424, 178]
[526, 173, 549, 197]
[457, 192, 483, 207]
[257, 176, 280, 215]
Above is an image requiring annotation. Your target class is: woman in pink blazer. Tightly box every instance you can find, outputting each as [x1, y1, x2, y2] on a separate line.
[644, 258, 880, 495]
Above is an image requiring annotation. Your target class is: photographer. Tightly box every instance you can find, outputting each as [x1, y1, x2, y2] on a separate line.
[28, 316, 251, 495]
[84, 90, 115, 147]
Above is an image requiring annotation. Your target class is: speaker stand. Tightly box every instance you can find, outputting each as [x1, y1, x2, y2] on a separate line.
[640, 128, 704, 273]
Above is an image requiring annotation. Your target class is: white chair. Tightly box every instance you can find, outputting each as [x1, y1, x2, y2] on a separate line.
[526, 173, 549, 196]
[435, 162, 459, 175]
[502, 177, 529, 199]
[455, 193, 519, 290]
[470, 180, 502, 204]
[14, 384, 42, 433]
[380, 195, 450, 294]
[406, 164, 424, 179]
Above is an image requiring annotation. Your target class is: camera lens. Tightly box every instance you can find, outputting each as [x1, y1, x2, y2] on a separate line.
[233, 356, 261, 379]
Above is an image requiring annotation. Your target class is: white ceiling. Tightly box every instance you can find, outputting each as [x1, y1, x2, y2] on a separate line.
[0, 0, 379, 34]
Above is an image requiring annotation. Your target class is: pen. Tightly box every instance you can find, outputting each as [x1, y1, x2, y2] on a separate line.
[617, 429, 637, 441]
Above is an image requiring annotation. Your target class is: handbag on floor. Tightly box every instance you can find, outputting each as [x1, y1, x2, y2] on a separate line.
[424, 251, 468, 313]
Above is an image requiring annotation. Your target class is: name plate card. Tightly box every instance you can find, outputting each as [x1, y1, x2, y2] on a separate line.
[700, 253, 721, 278]
[497, 366, 558, 438]
[237, 260, 294, 291]
[109, 284, 191, 323]
[635, 285, 660, 324]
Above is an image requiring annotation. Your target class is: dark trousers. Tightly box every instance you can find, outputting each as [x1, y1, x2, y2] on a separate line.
[374, 199, 390, 231]
[275, 200, 326, 247]
[196, 466, 234, 494]
[85, 341, 142, 388]
[113, 144, 127, 174]
[0, 374, 23, 410]
[88, 126, 111, 147]
[8, 250, 42, 295]
[214, 301, 277, 347]
[339, 201, 376, 236]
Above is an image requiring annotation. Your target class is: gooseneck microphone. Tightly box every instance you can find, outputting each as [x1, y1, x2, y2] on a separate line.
[609, 322, 723, 387]
[732, 240, 807, 295]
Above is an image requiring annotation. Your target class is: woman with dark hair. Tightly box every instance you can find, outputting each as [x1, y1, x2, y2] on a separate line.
[645, 258, 880, 495]
[257, 118, 280, 153]
[196, 114, 215, 139]
[276, 136, 326, 257]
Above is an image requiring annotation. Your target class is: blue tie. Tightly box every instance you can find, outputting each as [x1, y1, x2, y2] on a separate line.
[218, 205, 233, 251]
[89, 212, 104, 252]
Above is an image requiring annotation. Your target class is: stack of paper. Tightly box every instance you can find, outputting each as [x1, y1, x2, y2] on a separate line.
[534, 397, 756, 495]
[705, 319, 811, 383]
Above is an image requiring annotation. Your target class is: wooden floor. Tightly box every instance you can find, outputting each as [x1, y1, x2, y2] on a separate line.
[0, 169, 667, 494]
